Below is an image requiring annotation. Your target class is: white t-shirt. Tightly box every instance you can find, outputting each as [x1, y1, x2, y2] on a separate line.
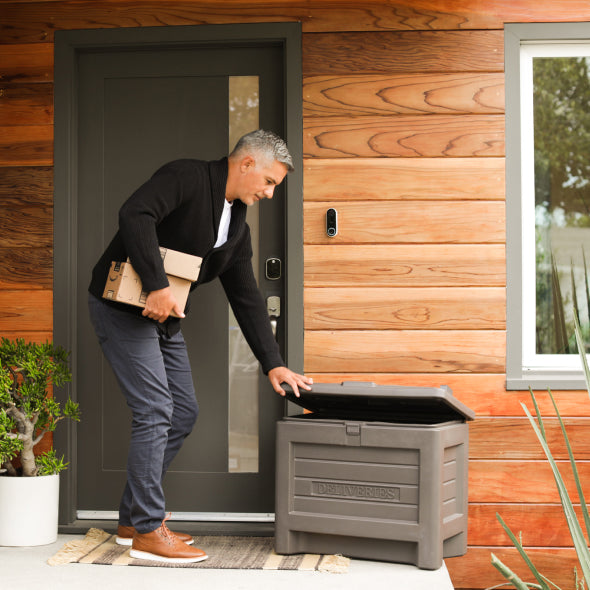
[214, 199, 233, 248]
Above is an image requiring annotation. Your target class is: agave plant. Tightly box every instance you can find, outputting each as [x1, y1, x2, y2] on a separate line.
[490, 312, 590, 589]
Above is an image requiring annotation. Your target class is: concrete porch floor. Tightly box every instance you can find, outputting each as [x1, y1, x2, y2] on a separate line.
[0, 533, 455, 590]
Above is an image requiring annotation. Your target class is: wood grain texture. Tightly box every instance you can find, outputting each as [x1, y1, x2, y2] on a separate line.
[0, 4, 586, 589]
[304, 73, 504, 117]
[0, 43, 53, 82]
[303, 157, 505, 201]
[0, 166, 53, 206]
[446, 547, 579, 590]
[304, 114, 505, 158]
[304, 244, 506, 287]
[0, 1, 302, 43]
[469, 460, 590, 503]
[308, 373, 590, 418]
[304, 201, 505, 244]
[0, 331, 53, 343]
[0, 290, 52, 331]
[3, 0, 590, 40]
[0, 205, 52, 248]
[303, 30, 504, 75]
[0, 125, 53, 166]
[470, 417, 590, 460]
[0, 247, 52, 289]
[304, 287, 505, 330]
[304, 330, 505, 373]
[468, 503, 585, 547]
[0, 82, 53, 126]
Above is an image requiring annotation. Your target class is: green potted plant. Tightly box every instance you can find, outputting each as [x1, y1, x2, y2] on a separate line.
[0, 337, 80, 546]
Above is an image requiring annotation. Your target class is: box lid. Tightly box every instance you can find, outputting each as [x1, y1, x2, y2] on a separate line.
[159, 247, 202, 281]
[284, 381, 475, 422]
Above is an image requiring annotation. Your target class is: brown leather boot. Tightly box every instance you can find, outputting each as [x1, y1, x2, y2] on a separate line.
[116, 524, 194, 546]
[130, 516, 208, 563]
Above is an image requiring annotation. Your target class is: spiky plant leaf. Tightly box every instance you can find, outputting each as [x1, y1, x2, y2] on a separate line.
[521, 401, 590, 584]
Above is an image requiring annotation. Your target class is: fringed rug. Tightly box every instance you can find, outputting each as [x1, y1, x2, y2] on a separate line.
[48, 528, 349, 573]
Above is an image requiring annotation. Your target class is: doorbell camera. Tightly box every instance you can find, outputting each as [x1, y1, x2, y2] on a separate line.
[326, 208, 338, 237]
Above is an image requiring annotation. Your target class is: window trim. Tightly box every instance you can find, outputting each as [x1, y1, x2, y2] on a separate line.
[505, 22, 590, 390]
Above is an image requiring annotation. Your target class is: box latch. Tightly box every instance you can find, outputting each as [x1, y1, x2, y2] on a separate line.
[345, 422, 361, 446]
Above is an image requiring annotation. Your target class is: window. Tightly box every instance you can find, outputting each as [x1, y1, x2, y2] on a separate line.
[506, 23, 590, 389]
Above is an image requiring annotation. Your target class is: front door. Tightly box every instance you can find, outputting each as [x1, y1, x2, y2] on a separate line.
[53, 24, 302, 522]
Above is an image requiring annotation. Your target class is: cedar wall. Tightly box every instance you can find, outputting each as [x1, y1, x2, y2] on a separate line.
[2, 1, 590, 588]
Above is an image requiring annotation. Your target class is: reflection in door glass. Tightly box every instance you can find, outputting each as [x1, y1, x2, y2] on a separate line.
[533, 57, 590, 354]
[228, 76, 260, 473]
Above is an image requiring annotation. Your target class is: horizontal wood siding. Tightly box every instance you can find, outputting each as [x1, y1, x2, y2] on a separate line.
[305, 330, 505, 373]
[0, 166, 53, 338]
[304, 157, 506, 201]
[304, 201, 506, 243]
[0, 291, 52, 333]
[304, 287, 505, 330]
[303, 30, 505, 75]
[0, 125, 53, 166]
[3, 2, 590, 588]
[453, 548, 579, 590]
[303, 73, 505, 117]
[0, 43, 53, 82]
[301, 21, 509, 590]
[304, 114, 505, 158]
[0, 83, 54, 126]
[296, 5, 587, 590]
[2, 0, 590, 39]
[304, 244, 506, 286]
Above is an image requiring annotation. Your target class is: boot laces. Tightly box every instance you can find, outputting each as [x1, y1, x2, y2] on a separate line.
[159, 513, 176, 544]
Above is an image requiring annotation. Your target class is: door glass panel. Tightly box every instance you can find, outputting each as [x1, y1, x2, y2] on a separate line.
[228, 76, 260, 473]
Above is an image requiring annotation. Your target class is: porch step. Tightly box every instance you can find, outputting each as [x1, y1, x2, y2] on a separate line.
[351, 560, 454, 589]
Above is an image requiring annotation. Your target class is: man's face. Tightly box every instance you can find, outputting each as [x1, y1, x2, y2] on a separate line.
[236, 157, 288, 206]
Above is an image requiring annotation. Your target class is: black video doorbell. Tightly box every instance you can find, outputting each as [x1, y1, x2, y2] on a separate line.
[326, 208, 338, 237]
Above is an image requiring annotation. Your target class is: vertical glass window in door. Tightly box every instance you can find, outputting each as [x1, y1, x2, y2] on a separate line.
[228, 76, 260, 473]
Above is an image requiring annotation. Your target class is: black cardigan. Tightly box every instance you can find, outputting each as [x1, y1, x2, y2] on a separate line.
[88, 157, 285, 374]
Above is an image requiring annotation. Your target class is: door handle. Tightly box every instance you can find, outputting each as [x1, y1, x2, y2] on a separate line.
[267, 296, 280, 339]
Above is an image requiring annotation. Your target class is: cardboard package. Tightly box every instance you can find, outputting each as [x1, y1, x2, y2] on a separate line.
[102, 247, 202, 317]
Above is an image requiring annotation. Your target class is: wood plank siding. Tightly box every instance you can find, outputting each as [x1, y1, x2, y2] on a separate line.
[3, 1, 590, 588]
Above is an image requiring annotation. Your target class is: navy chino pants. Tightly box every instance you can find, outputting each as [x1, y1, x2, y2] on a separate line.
[88, 294, 199, 533]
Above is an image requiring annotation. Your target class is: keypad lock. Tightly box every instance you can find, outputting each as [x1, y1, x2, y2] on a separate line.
[265, 257, 282, 280]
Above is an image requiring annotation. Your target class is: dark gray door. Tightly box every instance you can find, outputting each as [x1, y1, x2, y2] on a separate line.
[74, 40, 288, 515]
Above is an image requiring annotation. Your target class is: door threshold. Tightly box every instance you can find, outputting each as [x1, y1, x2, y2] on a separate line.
[77, 511, 275, 522]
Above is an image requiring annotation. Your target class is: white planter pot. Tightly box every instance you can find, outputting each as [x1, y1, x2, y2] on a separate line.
[0, 474, 59, 546]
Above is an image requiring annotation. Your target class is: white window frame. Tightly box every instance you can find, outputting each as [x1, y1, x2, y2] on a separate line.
[506, 23, 590, 390]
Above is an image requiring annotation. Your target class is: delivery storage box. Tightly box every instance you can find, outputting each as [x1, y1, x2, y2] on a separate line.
[102, 247, 202, 317]
[274, 381, 475, 570]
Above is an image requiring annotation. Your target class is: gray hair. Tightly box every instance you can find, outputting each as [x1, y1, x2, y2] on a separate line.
[230, 129, 294, 172]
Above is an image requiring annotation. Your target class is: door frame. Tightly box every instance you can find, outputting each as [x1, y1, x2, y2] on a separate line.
[53, 22, 303, 530]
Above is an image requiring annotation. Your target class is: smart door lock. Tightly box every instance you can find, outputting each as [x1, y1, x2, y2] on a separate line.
[326, 208, 338, 237]
[265, 257, 281, 280]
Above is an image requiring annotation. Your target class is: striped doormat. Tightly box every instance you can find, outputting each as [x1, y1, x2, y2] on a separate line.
[48, 528, 349, 573]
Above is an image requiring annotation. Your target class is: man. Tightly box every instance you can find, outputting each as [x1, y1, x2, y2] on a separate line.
[88, 130, 312, 563]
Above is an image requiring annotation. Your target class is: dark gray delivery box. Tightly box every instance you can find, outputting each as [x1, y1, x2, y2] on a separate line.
[274, 382, 475, 570]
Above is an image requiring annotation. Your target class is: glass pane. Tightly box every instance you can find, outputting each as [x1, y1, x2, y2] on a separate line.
[534, 56, 590, 355]
[228, 76, 260, 472]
